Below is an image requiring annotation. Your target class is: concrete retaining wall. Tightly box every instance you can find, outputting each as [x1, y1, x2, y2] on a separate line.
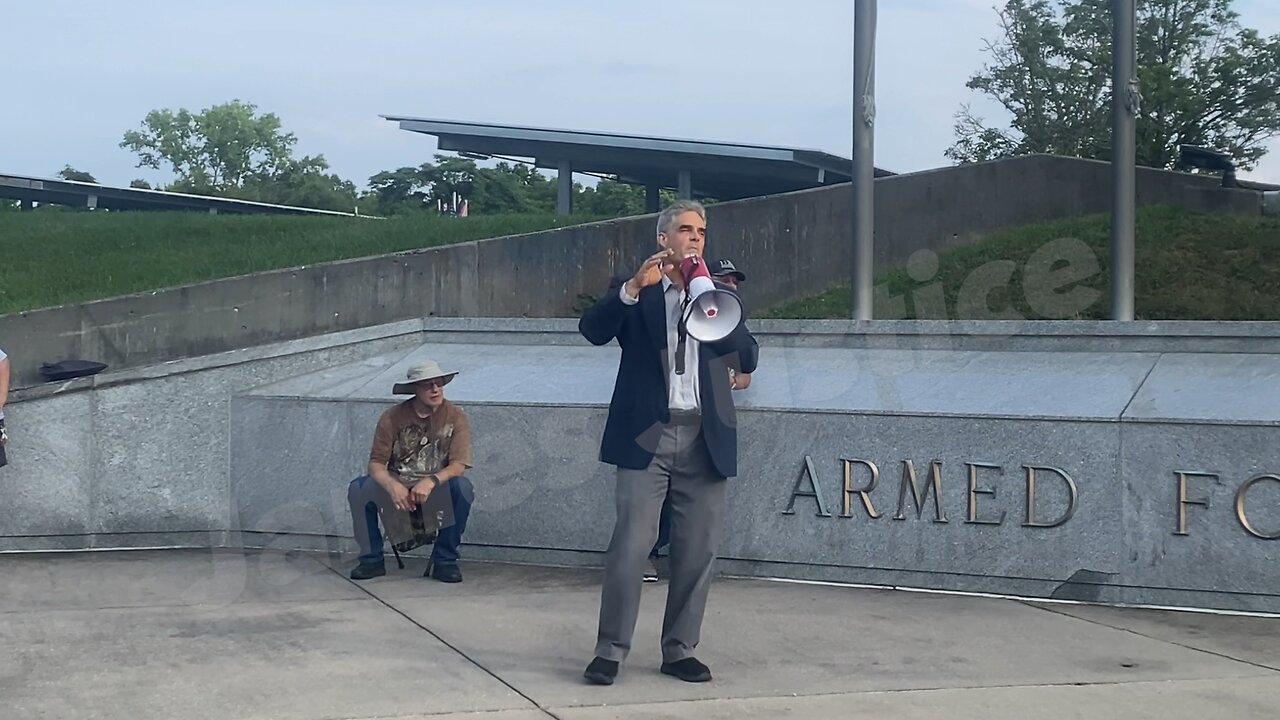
[4, 317, 1279, 614]
[0, 322, 429, 550]
[2, 155, 1263, 388]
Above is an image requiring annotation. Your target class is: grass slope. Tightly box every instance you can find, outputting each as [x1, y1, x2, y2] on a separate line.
[762, 206, 1280, 321]
[0, 211, 594, 314]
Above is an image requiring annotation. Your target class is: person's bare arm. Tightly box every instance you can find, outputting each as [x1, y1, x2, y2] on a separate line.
[407, 461, 468, 504]
[368, 461, 413, 511]
[432, 460, 469, 484]
[366, 461, 398, 491]
[367, 412, 413, 511]
[0, 356, 9, 411]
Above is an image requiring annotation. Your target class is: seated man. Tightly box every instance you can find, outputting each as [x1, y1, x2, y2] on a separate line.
[348, 361, 475, 583]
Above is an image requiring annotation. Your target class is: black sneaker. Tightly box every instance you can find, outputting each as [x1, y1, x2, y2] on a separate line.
[660, 657, 712, 683]
[583, 657, 619, 685]
[349, 562, 386, 580]
[430, 563, 463, 583]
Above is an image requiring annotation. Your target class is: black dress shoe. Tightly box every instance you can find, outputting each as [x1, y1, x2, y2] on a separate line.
[349, 562, 386, 580]
[430, 563, 463, 583]
[660, 657, 711, 682]
[583, 657, 619, 685]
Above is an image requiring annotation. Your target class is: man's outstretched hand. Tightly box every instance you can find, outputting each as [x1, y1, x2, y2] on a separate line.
[625, 248, 676, 298]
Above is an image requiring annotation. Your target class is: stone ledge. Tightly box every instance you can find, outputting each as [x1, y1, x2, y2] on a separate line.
[14, 316, 1280, 405]
[10, 319, 425, 402]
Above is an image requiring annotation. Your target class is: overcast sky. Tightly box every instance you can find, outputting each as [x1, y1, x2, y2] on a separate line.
[4, 0, 1278, 189]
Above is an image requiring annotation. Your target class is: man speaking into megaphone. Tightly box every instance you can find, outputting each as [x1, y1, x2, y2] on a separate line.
[578, 199, 759, 686]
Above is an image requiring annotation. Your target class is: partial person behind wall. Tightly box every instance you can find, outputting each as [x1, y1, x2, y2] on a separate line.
[712, 259, 752, 390]
[0, 347, 9, 468]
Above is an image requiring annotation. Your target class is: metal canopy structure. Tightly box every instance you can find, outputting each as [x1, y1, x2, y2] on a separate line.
[383, 115, 892, 213]
[0, 172, 363, 216]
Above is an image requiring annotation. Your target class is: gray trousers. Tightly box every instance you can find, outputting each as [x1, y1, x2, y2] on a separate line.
[594, 415, 727, 664]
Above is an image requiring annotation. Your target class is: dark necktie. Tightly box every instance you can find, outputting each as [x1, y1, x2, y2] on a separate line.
[675, 289, 690, 376]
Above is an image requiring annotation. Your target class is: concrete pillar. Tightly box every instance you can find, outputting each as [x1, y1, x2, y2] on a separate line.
[677, 170, 692, 200]
[557, 160, 573, 215]
[645, 184, 660, 213]
[86, 194, 98, 210]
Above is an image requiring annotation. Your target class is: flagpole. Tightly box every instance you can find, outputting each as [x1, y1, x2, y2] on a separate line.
[851, 0, 877, 320]
[1110, 0, 1137, 320]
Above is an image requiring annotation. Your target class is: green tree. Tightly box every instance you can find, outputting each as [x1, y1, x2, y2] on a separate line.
[129, 179, 152, 189]
[366, 156, 560, 215]
[238, 156, 358, 212]
[576, 178, 646, 216]
[948, 0, 1280, 170]
[119, 99, 357, 211]
[58, 166, 98, 183]
[121, 99, 298, 191]
[365, 156, 692, 218]
[425, 155, 482, 211]
[366, 163, 435, 214]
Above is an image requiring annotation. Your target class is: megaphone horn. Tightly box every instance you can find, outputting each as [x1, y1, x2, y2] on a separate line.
[679, 255, 743, 343]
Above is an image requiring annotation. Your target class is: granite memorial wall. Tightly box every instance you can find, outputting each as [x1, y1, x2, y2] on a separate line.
[228, 319, 1280, 613]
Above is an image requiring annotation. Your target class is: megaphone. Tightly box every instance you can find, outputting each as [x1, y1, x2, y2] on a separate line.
[678, 255, 743, 343]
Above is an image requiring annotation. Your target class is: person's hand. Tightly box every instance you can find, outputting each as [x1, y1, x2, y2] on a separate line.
[387, 482, 414, 512]
[626, 248, 676, 297]
[409, 477, 436, 506]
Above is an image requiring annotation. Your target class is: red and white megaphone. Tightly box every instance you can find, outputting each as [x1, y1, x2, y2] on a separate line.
[678, 254, 743, 342]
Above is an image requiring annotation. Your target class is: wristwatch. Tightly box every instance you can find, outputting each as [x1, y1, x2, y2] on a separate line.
[427, 474, 441, 488]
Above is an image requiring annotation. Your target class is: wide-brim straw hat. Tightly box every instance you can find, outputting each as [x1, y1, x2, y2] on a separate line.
[392, 361, 459, 395]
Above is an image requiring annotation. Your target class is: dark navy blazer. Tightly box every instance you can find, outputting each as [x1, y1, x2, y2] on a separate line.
[578, 275, 759, 478]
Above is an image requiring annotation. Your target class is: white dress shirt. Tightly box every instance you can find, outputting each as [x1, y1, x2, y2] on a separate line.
[620, 277, 700, 411]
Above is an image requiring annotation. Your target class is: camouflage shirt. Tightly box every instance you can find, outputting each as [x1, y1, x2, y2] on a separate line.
[369, 398, 472, 482]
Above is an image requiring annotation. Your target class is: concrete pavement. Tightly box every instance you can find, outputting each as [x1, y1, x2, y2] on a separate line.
[2, 548, 1277, 719]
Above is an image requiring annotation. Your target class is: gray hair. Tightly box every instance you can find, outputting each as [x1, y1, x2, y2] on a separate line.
[656, 199, 706, 237]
